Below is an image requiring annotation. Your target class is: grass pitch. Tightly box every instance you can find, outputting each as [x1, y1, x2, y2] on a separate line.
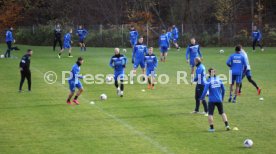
[0, 45, 275, 154]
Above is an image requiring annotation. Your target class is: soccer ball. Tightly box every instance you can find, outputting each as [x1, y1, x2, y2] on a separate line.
[219, 49, 225, 54]
[123, 49, 127, 53]
[100, 94, 107, 100]
[106, 76, 113, 82]
[244, 139, 253, 148]
[0, 55, 4, 58]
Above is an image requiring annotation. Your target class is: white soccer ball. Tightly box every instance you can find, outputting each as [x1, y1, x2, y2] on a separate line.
[0, 55, 4, 58]
[259, 97, 264, 101]
[106, 76, 113, 82]
[123, 49, 127, 53]
[100, 94, 107, 100]
[244, 139, 253, 148]
[219, 49, 225, 54]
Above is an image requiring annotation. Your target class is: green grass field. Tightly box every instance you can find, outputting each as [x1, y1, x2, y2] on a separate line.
[0, 45, 276, 154]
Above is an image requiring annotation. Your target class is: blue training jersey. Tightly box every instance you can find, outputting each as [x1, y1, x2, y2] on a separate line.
[252, 30, 262, 41]
[159, 34, 170, 48]
[145, 54, 158, 70]
[200, 77, 225, 103]
[76, 28, 88, 39]
[6, 30, 13, 42]
[226, 53, 247, 75]
[132, 44, 148, 60]
[70, 63, 83, 82]
[186, 44, 202, 60]
[129, 30, 139, 42]
[194, 63, 206, 85]
[172, 27, 179, 39]
[166, 32, 172, 40]
[109, 54, 127, 72]
[64, 33, 71, 44]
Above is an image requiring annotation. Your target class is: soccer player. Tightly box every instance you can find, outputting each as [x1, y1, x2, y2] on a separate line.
[53, 24, 62, 51]
[239, 46, 261, 95]
[132, 36, 148, 83]
[19, 49, 33, 92]
[200, 68, 230, 132]
[159, 29, 170, 62]
[166, 27, 173, 49]
[192, 57, 208, 115]
[129, 25, 139, 48]
[226, 45, 247, 103]
[58, 29, 73, 58]
[76, 25, 88, 51]
[186, 38, 203, 82]
[145, 47, 158, 90]
[5, 26, 19, 58]
[67, 57, 85, 105]
[252, 26, 264, 52]
[109, 48, 127, 97]
[171, 25, 180, 51]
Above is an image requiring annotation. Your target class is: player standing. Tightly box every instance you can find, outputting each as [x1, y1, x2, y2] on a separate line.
[200, 68, 230, 132]
[58, 29, 73, 58]
[192, 57, 208, 115]
[226, 45, 247, 103]
[53, 24, 62, 51]
[67, 57, 85, 105]
[239, 46, 261, 95]
[252, 26, 264, 52]
[166, 27, 172, 50]
[5, 26, 19, 58]
[129, 25, 139, 48]
[159, 29, 170, 62]
[145, 47, 158, 90]
[19, 49, 33, 92]
[131, 37, 148, 83]
[76, 25, 88, 51]
[109, 48, 127, 97]
[186, 38, 203, 82]
[171, 25, 180, 51]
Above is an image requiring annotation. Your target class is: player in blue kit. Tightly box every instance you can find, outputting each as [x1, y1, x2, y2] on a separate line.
[109, 48, 127, 97]
[166, 27, 173, 49]
[131, 36, 148, 83]
[200, 68, 230, 132]
[5, 26, 20, 58]
[171, 25, 180, 51]
[145, 47, 158, 90]
[186, 38, 203, 82]
[159, 30, 170, 62]
[58, 29, 73, 58]
[252, 26, 264, 52]
[129, 25, 139, 48]
[67, 57, 85, 105]
[226, 45, 247, 103]
[76, 25, 88, 51]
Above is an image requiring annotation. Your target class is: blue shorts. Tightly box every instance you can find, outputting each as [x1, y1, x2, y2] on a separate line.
[69, 80, 83, 92]
[134, 59, 145, 69]
[243, 70, 252, 78]
[79, 38, 85, 43]
[231, 75, 242, 84]
[189, 58, 196, 68]
[63, 43, 71, 49]
[114, 71, 125, 80]
[146, 69, 156, 77]
[160, 46, 168, 53]
[173, 37, 178, 43]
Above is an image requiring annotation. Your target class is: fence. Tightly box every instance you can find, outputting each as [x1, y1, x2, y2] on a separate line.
[3, 23, 276, 47]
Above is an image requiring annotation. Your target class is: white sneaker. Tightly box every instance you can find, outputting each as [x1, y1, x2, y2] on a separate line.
[120, 91, 124, 97]
[117, 88, 121, 96]
[261, 48, 264, 52]
[58, 54, 61, 59]
[191, 111, 199, 114]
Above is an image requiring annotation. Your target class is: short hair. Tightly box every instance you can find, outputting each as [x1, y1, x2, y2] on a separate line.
[208, 68, 215, 74]
[162, 29, 166, 34]
[77, 57, 83, 61]
[27, 49, 32, 53]
[235, 45, 241, 52]
[139, 36, 144, 39]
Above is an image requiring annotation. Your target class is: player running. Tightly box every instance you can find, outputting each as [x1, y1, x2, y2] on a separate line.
[226, 45, 247, 103]
[58, 29, 73, 58]
[129, 25, 139, 48]
[67, 57, 85, 105]
[239, 46, 261, 95]
[192, 57, 208, 115]
[186, 38, 203, 82]
[145, 47, 158, 90]
[131, 36, 148, 83]
[5, 26, 20, 58]
[159, 29, 170, 62]
[252, 26, 264, 52]
[109, 48, 127, 97]
[200, 68, 230, 132]
[171, 25, 180, 51]
[53, 24, 62, 51]
[76, 25, 88, 51]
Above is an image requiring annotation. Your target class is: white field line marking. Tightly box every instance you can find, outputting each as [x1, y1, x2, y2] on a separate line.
[33, 67, 174, 154]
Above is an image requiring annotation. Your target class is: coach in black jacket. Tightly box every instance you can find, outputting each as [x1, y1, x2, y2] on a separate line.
[19, 49, 33, 92]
